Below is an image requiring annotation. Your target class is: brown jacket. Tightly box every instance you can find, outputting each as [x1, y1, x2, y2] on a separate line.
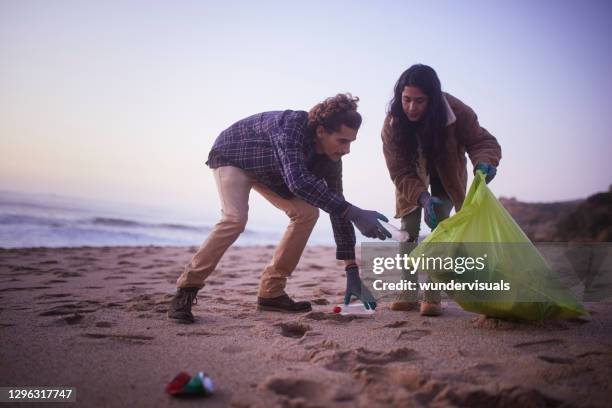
[382, 93, 502, 218]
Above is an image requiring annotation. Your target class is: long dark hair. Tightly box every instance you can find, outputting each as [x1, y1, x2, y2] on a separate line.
[388, 64, 448, 174]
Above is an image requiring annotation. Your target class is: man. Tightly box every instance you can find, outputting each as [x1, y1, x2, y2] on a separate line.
[168, 93, 391, 323]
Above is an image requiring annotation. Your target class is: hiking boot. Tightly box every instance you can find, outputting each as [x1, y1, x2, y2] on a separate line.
[390, 300, 419, 311]
[420, 301, 442, 316]
[167, 287, 199, 323]
[390, 290, 419, 311]
[257, 294, 312, 313]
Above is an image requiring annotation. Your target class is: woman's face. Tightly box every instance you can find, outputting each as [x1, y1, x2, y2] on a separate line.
[402, 86, 429, 122]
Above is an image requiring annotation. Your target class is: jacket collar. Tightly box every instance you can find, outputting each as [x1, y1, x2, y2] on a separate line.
[443, 94, 457, 126]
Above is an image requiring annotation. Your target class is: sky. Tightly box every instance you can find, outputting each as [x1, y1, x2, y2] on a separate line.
[1, 0, 611, 233]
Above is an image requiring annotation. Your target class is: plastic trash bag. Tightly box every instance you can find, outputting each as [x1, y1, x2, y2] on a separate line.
[412, 170, 587, 320]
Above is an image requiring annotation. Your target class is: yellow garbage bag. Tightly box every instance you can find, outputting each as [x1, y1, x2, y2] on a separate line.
[413, 171, 587, 320]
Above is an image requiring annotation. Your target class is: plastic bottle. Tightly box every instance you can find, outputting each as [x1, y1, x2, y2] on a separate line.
[333, 303, 375, 316]
[379, 220, 410, 242]
[166, 371, 214, 397]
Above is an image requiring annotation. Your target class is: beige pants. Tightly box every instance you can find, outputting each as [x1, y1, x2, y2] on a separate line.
[176, 166, 319, 298]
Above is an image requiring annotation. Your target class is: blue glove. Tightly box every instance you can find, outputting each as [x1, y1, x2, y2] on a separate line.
[475, 162, 497, 184]
[345, 205, 391, 240]
[344, 265, 377, 310]
[418, 192, 444, 229]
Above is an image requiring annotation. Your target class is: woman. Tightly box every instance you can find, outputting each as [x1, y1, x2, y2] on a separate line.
[382, 64, 502, 316]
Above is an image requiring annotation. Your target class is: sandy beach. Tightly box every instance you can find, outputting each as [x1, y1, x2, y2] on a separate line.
[1, 245, 611, 407]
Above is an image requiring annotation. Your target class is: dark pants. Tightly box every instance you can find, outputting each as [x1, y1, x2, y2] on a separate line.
[398, 171, 453, 303]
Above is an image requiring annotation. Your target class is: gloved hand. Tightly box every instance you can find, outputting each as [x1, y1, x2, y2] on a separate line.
[475, 162, 497, 184]
[344, 265, 377, 310]
[344, 205, 391, 240]
[418, 192, 444, 229]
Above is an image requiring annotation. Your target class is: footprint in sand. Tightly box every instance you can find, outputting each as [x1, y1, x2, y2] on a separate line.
[141, 264, 158, 270]
[36, 293, 72, 299]
[125, 294, 170, 313]
[301, 339, 339, 351]
[537, 355, 576, 364]
[259, 376, 345, 404]
[69, 256, 97, 262]
[222, 322, 257, 330]
[104, 276, 127, 280]
[353, 364, 427, 391]
[37, 260, 59, 265]
[396, 329, 431, 341]
[311, 347, 418, 372]
[82, 333, 155, 343]
[311, 298, 330, 305]
[118, 287, 144, 293]
[237, 290, 257, 296]
[95, 321, 115, 328]
[379, 321, 408, 329]
[39, 299, 79, 305]
[10, 266, 38, 272]
[306, 264, 325, 270]
[275, 322, 312, 339]
[472, 315, 519, 330]
[54, 271, 82, 278]
[577, 350, 607, 358]
[1, 286, 51, 292]
[56, 313, 84, 325]
[435, 384, 561, 408]
[513, 338, 564, 351]
[468, 362, 499, 374]
[0, 278, 21, 284]
[45, 279, 68, 284]
[303, 311, 368, 323]
[221, 344, 245, 353]
[176, 331, 218, 337]
[39, 301, 100, 316]
[312, 288, 335, 296]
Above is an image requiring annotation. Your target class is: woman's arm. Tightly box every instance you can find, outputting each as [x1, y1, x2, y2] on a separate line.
[455, 103, 502, 167]
[381, 116, 428, 209]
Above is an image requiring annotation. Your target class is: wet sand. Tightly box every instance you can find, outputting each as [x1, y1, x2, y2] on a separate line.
[0, 245, 610, 407]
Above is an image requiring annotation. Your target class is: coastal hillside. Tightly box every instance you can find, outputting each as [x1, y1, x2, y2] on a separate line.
[500, 185, 612, 242]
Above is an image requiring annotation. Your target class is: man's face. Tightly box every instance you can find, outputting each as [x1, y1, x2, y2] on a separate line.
[315, 124, 358, 162]
[402, 86, 429, 122]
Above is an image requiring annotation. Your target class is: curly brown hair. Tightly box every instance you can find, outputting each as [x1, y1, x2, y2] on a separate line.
[307, 93, 362, 133]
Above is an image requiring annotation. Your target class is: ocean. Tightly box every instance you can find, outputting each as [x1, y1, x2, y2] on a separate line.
[0, 190, 296, 248]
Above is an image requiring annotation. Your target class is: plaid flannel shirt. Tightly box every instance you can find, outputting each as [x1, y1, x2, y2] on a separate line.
[206, 110, 356, 260]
